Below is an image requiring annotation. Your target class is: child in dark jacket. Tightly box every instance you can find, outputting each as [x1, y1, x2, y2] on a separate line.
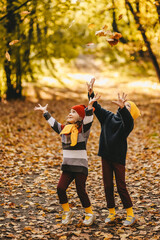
[87, 78, 140, 226]
[34, 95, 99, 226]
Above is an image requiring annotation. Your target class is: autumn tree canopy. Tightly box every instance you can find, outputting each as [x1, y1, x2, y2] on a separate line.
[0, 0, 159, 99]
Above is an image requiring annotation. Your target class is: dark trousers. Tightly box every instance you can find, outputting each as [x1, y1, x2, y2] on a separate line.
[102, 158, 133, 209]
[57, 171, 91, 208]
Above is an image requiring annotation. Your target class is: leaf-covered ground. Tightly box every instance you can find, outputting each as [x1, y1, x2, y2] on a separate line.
[0, 73, 160, 240]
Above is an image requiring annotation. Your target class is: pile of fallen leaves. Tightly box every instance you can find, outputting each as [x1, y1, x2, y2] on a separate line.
[0, 81, 159, 240]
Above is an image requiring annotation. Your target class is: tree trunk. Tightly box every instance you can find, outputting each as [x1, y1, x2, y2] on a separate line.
[112, 0, 126, 43]
[155, 0, 160, 23]
[126, 0, 160, 82]
[5, 0, 17, 100]
[16, 22, 22, 98]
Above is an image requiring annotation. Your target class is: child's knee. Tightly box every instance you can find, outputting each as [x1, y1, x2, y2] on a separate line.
[76, 186, 86, 196]
[117, 183, 127, 194]
[57, 185, 66, 195]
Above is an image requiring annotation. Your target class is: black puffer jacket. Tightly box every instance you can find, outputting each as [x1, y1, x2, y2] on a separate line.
[90, 93, 134, 165]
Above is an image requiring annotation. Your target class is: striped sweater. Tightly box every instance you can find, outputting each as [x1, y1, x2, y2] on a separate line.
[44, 108, 93, 175]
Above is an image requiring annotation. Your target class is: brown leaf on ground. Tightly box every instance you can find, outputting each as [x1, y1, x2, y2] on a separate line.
[0, 78, 159, 239]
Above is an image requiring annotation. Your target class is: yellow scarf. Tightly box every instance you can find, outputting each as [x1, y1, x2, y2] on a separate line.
[60, 124, 78, 146]
[127, 101, 141, 120]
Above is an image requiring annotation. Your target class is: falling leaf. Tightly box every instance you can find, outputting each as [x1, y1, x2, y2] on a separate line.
[106, 32, 122, 46]
[9, 40, 19, 46]
[95, 27, 114, 38]
[102, 25, 108, 30]
[118, 14, 123, 20]
[69, 20, 75, 28]
[106, 38, 118, 46]
[86, 43, 95, 46]
[20, 11, 31, 20]
[113, 32, 122, 39]
[95, 29, 107, 37]
[20, 11, 31, 16]
[5, 51, 11, 61]
[106, 38, 114, 42]
[88, 23, 95, 29]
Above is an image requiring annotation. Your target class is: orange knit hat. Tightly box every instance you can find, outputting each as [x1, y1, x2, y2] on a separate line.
[127, 101, 141, 120]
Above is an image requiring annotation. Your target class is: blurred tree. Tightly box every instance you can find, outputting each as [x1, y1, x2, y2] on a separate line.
[112, 0, 126, 43]
[155, 0, 160, 22]
[0, 0, 160, 100]
[4, 0, 18, 99]
[126, 0, 160, 82]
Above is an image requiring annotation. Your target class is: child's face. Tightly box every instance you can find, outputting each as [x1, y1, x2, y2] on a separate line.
[125, 102, 131, 112]
[67, 109, 81, 123]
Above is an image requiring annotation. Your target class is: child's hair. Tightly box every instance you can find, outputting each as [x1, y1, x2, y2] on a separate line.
[76, 120, 83, 129]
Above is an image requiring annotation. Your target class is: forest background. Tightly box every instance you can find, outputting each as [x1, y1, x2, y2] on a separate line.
[0, 0, 160, 99]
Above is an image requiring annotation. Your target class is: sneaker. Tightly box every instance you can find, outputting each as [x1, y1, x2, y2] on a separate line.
[105, 213, 116, 224]
[62, 210, 73, 225]
[123, 216, 136, 226]
[83, 213, 95, 226]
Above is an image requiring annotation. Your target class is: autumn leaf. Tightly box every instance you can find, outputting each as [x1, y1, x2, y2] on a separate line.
[86, 43, 95, 48]
[102, 24, 108, 30]
[88, 23, 95, 29]
[9, 40, 19, 46]
[113, 32, 122, 40]
[24, 226, 33, 231]
[106, 32, 122, 46]
[0, 80, 159, 240]
[95, 29, 107, 37]
[118, 14, 123, 20]
[20, 11, 31, 16]
[5, 51, 11, 61]
[69, 20, 75, 28]
[6, 234, 15, 238]
[106, 38, 118, 46]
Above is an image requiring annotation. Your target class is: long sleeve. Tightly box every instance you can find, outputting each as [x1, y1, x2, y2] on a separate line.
[88, 92, 113, 124]
[43, 112, 62, 134]
[82, 108, 93, 138]
[118, 107, 134, 137]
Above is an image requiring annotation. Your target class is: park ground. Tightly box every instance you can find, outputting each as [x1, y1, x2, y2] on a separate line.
[0, 59, 160, 239]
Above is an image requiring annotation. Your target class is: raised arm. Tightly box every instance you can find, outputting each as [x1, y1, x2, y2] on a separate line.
[34, 104, 62, 134]
[86, 77, 95, 96]
[81, 94, 100, 137]
[112, 93, 134, 136]
[88, 91, 113, 124]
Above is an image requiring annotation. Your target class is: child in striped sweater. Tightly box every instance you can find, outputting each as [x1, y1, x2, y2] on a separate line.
[34, 94, 99, 226]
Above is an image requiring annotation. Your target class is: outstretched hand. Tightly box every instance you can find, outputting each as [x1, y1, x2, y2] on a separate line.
[34, 104, 48, 113]
[87, 77, 95, 95]
[88, 93, 101, 109]
[112, 93, 127, 109]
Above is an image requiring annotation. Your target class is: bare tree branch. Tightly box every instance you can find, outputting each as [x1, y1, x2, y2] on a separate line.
[0, 0, 31, 22]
